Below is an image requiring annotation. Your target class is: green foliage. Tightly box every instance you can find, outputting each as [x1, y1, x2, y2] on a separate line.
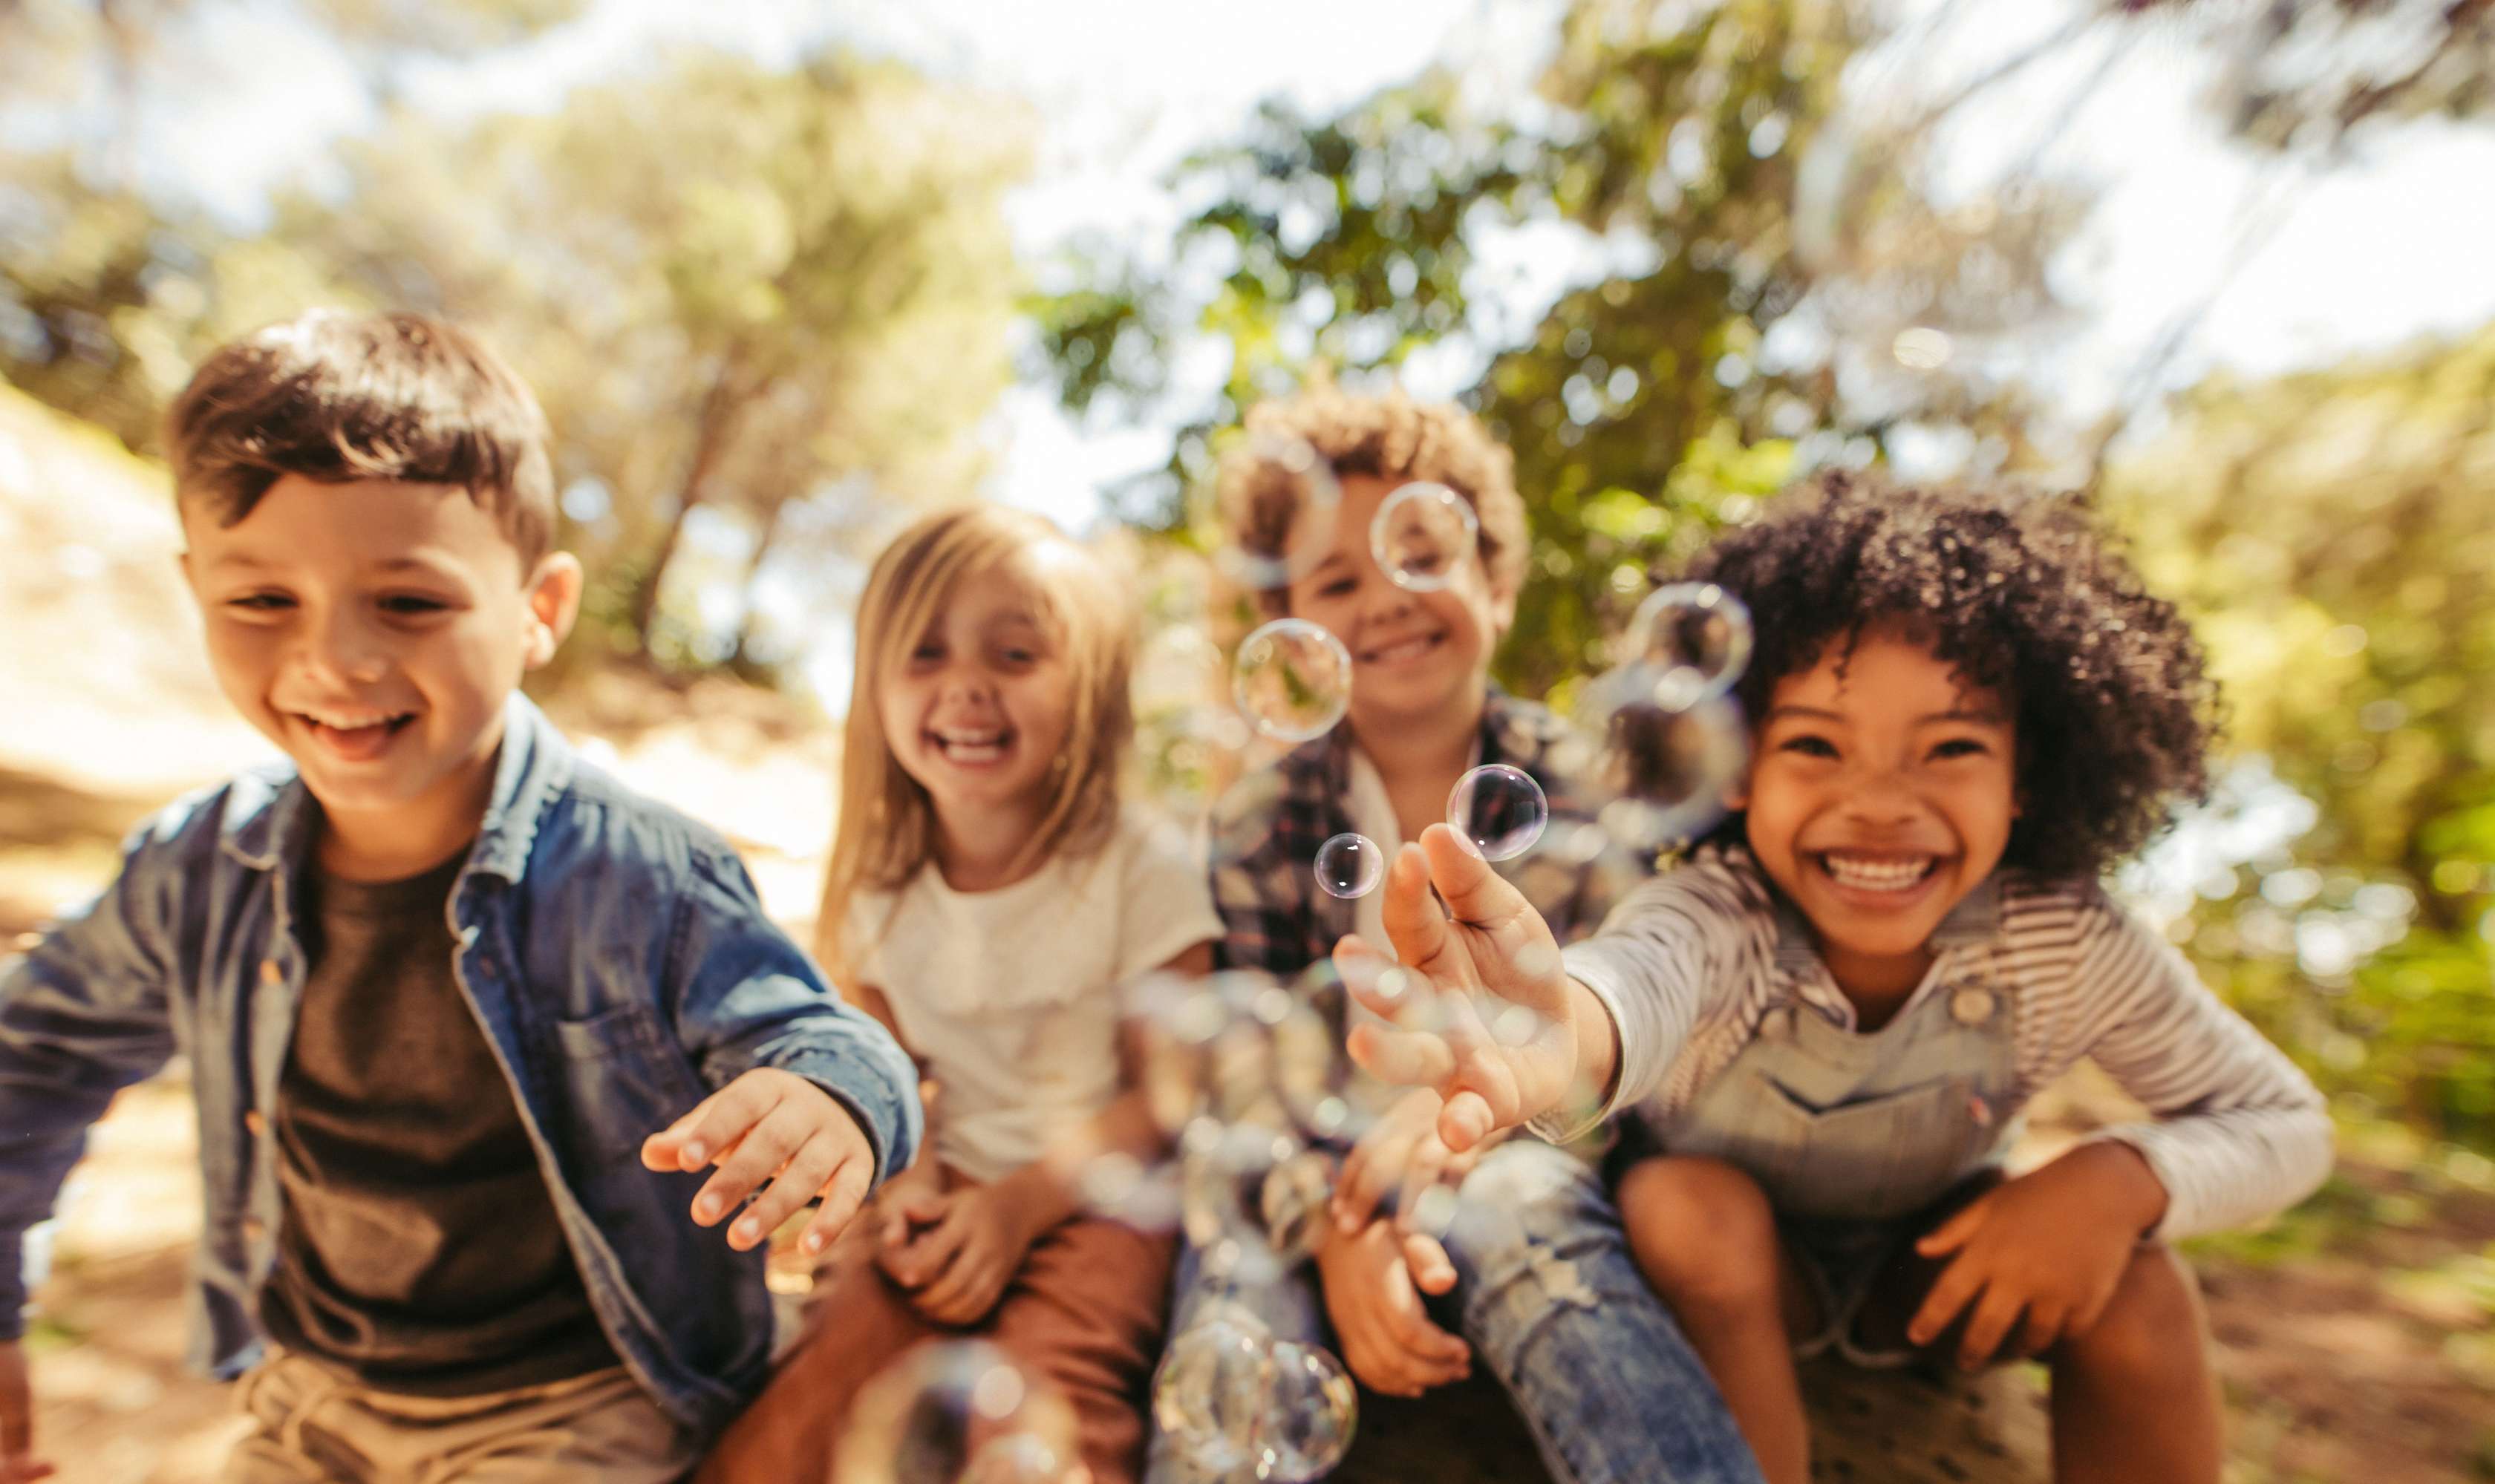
[2107, 329, 2495, 1146]
[1, 42, 1029, 674]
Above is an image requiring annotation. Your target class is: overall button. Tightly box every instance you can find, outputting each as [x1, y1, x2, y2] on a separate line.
[258, 958, 283, 986]
[241, 1217, 267, 1243]
[244, 1111, 267, 1138]
[1758, 1006, 1797, 1041]
[1950, 986, 1997, 1027]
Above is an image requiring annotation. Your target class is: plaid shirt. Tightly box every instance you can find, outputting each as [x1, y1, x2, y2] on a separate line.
[1207, 693, 1652, 978]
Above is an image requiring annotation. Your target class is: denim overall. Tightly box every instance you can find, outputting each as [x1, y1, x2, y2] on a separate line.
[1654, 880, 2019, 1361]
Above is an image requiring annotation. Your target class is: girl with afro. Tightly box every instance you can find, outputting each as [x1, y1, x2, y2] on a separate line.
[1329, 472, 2333, 1484]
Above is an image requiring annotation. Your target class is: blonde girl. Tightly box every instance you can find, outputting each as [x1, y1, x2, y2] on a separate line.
[702, 506, 1220, 1484]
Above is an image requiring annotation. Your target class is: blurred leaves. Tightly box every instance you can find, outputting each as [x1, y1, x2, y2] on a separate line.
[1, 42, 1029, 676]
[2108, 327, 2495, 1143]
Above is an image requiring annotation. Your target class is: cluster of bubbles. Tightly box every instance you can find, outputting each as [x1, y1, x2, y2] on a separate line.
[1571, 584, 1757, 854]
[1152, 1306, 1358, 1482]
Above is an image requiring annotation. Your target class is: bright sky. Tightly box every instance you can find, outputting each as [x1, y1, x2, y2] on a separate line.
[17, 0, 2495, 700]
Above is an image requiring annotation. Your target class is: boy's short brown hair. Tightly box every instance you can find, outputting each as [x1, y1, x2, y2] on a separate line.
[1220, 379, 1528, 611]
[166, 310, 556, 566]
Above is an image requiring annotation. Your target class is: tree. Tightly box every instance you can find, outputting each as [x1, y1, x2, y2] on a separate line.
[2106, 328, 2495, 1141]
[1, 43, 1030, 675]
[1034, 0, 2072, 699]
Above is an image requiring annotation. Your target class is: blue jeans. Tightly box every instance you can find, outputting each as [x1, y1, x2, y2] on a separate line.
[1144, 1140, 1764, 1484]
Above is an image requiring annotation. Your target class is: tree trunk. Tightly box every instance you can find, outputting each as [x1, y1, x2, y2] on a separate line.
[631, 361, 743, 650]
[726, 493, 795, 667]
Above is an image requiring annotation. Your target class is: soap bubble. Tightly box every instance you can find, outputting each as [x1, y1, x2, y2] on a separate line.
[1586, 690, 1749, 851]
[1233, 618, 1352, 743]
[1447, 764, 1549, 861]
[1261, 1342, 1359, 1482]
[1314, 832, 1385, 898]
[1256, 1148, 1340, 1266]
[1627, 584, 1753, 710]
[1208, 431, 1343, 590]
[1152, 1308, 1277, 1478]
[1369, 481, 1479, 592]
[837, 1341, 1079, 1484]
[1151, 1309, 1360, 1484]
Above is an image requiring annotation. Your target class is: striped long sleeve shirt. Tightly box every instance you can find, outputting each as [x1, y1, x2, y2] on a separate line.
[1556, 846, 2334, 1241]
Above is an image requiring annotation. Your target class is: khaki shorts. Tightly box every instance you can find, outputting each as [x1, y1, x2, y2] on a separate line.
[223, 1350, 702, 1484]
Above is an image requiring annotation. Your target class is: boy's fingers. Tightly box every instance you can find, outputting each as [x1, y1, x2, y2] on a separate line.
[1403, 1232, 1458, 1294]
[640, 1105, 706, 1169]
[1383, 1275, 1470, 1364]
[1335, 1129, 1414, 1233]
[728, 1135, 837, 1250]
[1392, 1138, 1450, 1235]
[800, 1158, 875, 1255]
[691, 1107, 809, 1226]
[1908, 1256, 1983, 1347]
[675, 1076, 779, 1172]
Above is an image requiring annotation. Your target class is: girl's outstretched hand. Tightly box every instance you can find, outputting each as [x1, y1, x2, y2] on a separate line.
[1334, 826, 1582, 1154]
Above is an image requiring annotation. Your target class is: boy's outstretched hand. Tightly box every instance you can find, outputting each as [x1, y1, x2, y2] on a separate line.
[642, 1067, 878, 1258]
[1335, 826, 1597, 1154]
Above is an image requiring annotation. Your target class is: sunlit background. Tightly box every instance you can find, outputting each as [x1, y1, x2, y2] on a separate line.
[3, 0, 2491, 1479]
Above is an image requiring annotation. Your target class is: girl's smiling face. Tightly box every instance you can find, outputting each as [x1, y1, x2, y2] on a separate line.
[878, 566, 1075, 828]
[1735, 622, 2021, 993]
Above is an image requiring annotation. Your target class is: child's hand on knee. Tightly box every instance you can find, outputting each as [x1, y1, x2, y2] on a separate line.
[1330, 1088, 1487, 1253]
[641, 1067, 878, 1258]
[879, 1180, 1040, 1327]
[1334, 827, 1582, 1153]
[1315, 1220, 1471, 1399]
[1907, 1142, 2173, 1368]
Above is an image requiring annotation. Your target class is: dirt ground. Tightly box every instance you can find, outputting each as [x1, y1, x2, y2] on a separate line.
[4, 390, 2491, 1481]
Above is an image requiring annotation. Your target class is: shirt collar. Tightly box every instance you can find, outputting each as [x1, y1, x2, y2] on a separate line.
[217, 693, 573, 883]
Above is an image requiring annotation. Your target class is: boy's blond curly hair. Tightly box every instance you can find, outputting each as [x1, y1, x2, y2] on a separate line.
[1219, 379, 1529, 613]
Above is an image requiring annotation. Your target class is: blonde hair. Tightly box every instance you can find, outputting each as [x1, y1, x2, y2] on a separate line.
[817, 505, 1134, 978]
[1219, 376, 1530, 617]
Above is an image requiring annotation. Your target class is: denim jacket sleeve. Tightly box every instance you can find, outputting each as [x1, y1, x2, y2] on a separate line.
[665, 843, 923, 1184]
[0, 817, 184, 1339]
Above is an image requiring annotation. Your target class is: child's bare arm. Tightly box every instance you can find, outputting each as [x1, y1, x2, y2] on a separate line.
[1337, 826, 1620, 1150]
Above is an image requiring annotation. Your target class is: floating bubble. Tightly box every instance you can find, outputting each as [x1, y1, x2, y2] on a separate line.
[1257, 1148, 1340, 1265]
[1628, 584, 1753, 710]
[1152, 1309, 1359, 1484]
[1152, 1309, 1277, 1478]
[1447, 764, 1549, 862]
[1314, 832, 1386, 898]
[837, 1341, 1078, 1484]
[1587, 691, 1749, 851]
[1262, 1342, 1359, 1483]
[1208, 431, 1344, 590]
[1369, 481, 1478, 592]
[1233, 618, 1352, 743]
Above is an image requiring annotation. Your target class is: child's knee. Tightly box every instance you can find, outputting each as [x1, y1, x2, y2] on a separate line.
[1617, 1156, 1780, 1310]
[2058, 1245, 2205, 1378]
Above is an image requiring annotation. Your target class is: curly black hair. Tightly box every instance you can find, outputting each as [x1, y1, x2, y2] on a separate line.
[1681, 470, 2219, 880]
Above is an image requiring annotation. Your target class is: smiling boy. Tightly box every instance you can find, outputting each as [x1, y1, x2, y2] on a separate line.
[1153, 383, 1763, 1484]
[0, 311, 921, 1484]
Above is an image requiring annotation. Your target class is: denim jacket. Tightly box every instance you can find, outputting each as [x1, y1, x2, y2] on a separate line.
[0, 694, 922, 1437]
